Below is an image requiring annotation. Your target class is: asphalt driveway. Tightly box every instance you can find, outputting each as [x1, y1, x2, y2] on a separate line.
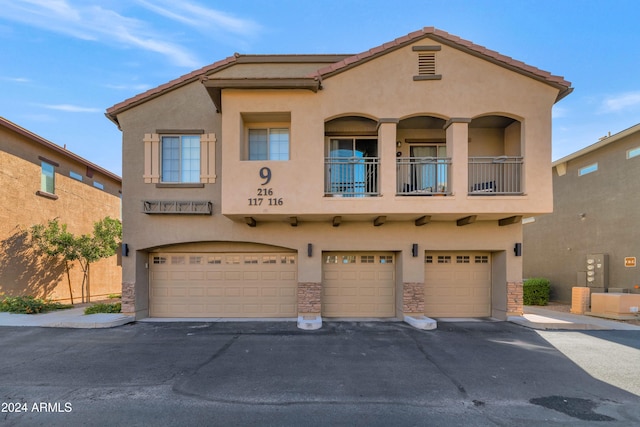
[1, 320, 639, 426]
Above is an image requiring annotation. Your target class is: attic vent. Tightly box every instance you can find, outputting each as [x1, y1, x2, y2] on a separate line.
[412, 45, 442, 81]
[418, 53, 436, 75]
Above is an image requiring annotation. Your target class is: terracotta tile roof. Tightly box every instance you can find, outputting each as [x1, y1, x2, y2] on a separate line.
[313, 27, 572, 99]
[0, 116, 121, 182]
[106, 27, 572, 123]
[106, 54, 239, 125]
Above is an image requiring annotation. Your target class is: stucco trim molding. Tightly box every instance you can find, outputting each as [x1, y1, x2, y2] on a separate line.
[443, 117, 472, 130]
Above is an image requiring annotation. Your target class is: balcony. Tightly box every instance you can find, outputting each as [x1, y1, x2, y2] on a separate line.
[396, 157, 451, 195]
[324, 157, 379, 197]
[468, 156, 523, 195]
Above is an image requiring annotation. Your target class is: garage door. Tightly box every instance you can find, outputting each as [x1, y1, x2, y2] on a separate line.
[424, 252, 491, 317]
[322, 252, 395, 317]
[149, 252, 297, 318]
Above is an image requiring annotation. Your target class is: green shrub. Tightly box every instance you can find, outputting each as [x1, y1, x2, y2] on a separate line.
[0, 296, 73, 314]
[523, 278, 551, 306]
[84, 302, 121, 315]
[107, 293, 121, 299]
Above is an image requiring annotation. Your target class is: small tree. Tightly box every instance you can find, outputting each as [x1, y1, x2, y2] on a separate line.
[30, 219, 79, 304]
[76, 217, 122, 303]
[30, 217, 122, 303]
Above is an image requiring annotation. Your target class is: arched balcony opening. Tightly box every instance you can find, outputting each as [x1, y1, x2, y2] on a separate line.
[396, 115, 449, 196]
[324, 116, 379, 197]
[468, 115, 523, 195]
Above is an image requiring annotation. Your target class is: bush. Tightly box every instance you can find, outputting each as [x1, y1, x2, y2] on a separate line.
[84, 303, 121, 315]
[523, 278, 551, 306]
[0, 296, 73, 314]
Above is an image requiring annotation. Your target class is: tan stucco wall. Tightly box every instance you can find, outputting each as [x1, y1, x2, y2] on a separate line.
[218, 38, 557, 219]
[114, 35, 556, 318]
[0, 126, 122, 303]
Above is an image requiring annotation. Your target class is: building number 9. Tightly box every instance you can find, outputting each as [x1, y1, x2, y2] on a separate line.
[259, 167, 271, 185]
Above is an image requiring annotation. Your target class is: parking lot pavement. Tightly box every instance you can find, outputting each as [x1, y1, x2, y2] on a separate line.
[1, 320, 639, 426]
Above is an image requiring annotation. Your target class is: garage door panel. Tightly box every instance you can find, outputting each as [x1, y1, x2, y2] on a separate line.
[280, 271, 296, 280]
[324, 271, 339, 280]
[243, 288, 259, 297]
[225, 271, 242, 280]
[189, 288, 204, 297]
[170, 271, 188, 280]
[360, 271, 375, 280]
[206, 272, 223, 280]
[425, 252, 491, 317]
[378, 271, 394, 281]
[279, 288, 295, 297]
[150, 252, 297, 318]
[243, 272, 259, 280]
[322, 252, 395, 318]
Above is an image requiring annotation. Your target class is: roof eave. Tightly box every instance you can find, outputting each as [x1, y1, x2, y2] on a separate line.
[553, 122, 640, 167]
[201, 77, 321, 113]
[0, 117, 121, 183]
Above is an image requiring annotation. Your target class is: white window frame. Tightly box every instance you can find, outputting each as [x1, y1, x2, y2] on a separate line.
[578, 163, 598, 176]
[627, 146, 640, 159]
[161, 135, 201, 183]
[247, 127, 290, 161]
[41, 161, 55, 194]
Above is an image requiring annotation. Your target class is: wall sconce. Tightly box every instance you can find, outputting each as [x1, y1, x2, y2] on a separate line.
[307, 243, 313, 257]
[122, 243, 129, 257]
[412, 243, 419, 257]
[514, 243, 522, 257]
[396, 141, 402, 147]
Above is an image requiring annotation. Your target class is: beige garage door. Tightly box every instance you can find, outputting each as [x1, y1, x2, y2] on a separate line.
[424, 252, 491, 317]
[322, 252, 395, 318]
[149, 252, 297, 318]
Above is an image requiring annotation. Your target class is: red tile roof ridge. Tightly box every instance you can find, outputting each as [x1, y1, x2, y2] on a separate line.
[315, 26, 571, 90]
[107, 26, 572, 120]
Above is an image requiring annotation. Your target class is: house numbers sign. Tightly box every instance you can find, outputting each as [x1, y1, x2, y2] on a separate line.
[624, 257, 636, 268]
[248, 167, 284, 206]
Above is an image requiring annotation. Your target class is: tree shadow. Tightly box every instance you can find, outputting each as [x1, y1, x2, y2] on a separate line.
[0, 226, 66, 299]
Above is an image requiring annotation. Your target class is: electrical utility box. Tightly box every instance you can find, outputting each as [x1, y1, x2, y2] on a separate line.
[586, 253, 608, 289]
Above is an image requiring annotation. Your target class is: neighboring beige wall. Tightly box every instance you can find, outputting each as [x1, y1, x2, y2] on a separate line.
[0, 126, 121, 303]
[524, 130, 640, 302]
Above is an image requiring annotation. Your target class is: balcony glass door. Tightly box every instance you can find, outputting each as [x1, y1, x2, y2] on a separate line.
[326, 138, 378, 196]
[410, 145, 447, 192]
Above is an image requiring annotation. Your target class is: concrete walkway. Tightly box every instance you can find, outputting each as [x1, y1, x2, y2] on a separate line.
[1, 304, 639, 330]
[513, 305, 640, 331]
[0, 306, 134, 328]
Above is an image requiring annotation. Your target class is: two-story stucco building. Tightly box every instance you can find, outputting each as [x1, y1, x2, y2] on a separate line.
[107, 27, 571, 328]
[0, 116, 122, 303]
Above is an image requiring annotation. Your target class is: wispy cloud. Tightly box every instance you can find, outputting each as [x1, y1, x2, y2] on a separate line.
[0, 76, 31, 83]
[105, 83, 152, 91]
[136, 0, 261, 36]
[0, 0, 259, 67]
[601, 91, 640, 113]
[38, 103, 102, 113]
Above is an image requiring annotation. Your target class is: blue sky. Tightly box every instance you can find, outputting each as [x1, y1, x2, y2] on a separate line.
[1, 0, 639, 176]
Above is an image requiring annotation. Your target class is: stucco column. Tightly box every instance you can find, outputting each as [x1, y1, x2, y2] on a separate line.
[444, 118, 471, 196]
[378, 119, 398, 197]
